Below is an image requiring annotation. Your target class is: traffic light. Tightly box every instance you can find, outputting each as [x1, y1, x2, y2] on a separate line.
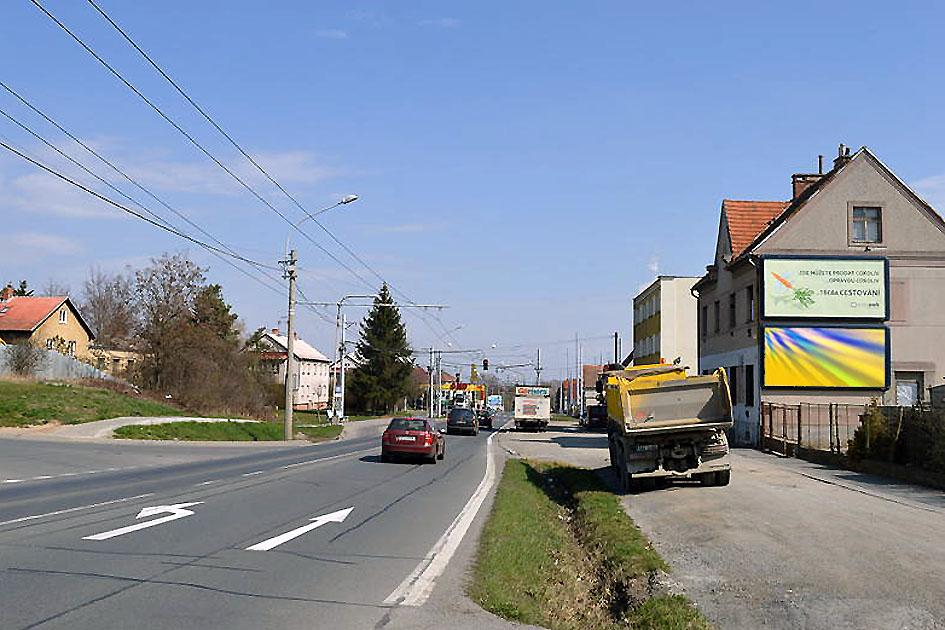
[482, 359, 489, 371]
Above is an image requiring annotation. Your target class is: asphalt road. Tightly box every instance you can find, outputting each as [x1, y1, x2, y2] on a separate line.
[0, 422, 503, 630]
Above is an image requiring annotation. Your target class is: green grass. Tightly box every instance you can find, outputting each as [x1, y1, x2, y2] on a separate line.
[113, 420, 343, 442]
[469, 459, 709, 630]
[551, 413, 578, 423]
[0, 380, 184, 427]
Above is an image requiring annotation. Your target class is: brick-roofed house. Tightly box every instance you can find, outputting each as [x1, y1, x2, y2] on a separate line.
[0, 284, 94, 358]
[255, 328, 330, 410]
[693, 145, 945, 445]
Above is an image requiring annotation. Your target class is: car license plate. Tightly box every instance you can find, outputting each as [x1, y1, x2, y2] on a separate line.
[395, 436, 415, 442]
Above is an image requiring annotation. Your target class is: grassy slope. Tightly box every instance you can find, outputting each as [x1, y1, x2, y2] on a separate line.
[470, 459, 709, 630]
[0, 380, 183, 427]
[113, 420, 342, 442]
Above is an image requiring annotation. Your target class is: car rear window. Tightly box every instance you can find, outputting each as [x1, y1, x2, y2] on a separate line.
[388, 419, 428, 431]
[448, 409, 473, 420]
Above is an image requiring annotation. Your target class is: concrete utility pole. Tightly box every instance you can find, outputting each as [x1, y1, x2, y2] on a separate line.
[339, 311, 348, 422]
[535, 348, 542, 385]
[282, 249, 298, 441]
[614, 331, 619, 364]
[429, 347, 435, 418]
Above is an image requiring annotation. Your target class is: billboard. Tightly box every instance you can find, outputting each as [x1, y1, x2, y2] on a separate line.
[762, 326, 888, 389]
[515, 386, 550, 397]
[761, 257, 888, 319]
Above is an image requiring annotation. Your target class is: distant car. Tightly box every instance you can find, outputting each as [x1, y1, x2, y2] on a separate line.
[380, 418, 445, 463]
[447, 407, 478, 436]
[583, 404, 607, 429]
[476, 407, 494, 429]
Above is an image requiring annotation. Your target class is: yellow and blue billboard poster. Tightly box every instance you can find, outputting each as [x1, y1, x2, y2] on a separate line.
[761, 257, 888, 319]
[763, 326, 888, 389]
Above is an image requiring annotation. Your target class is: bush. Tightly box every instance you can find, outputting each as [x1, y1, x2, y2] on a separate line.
[4, 342, 48, 377]
[849, 401, 945, 475]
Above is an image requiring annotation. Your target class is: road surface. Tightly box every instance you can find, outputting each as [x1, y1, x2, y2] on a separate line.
[0, 421, 514, 630]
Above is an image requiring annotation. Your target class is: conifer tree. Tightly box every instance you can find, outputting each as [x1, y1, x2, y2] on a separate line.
[346, 284, 413, 413]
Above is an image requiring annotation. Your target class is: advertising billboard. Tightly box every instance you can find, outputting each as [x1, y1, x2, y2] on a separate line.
[761, 257, 888, 320]
[762, 326, 888, 389]
[515, 386, 550, 397]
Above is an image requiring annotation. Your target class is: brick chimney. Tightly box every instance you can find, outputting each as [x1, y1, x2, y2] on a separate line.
[791, 173, 825, 200]
[833, 142, 852, 170]
[0, 284, 14, 302]
[271, 328, 280, 335]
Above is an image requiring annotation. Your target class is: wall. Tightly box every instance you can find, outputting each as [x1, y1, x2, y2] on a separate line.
[0, 346, 117, 381]
[32, 302, 92, 359]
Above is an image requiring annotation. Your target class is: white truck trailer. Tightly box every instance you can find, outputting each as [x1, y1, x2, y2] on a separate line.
[513, 386, 551, 431]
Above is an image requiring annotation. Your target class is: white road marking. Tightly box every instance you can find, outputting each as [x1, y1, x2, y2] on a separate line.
[246, 507, 354, 551]
[83, 502, 203, 541]
[279, 447, 375, 469]
[196, 480, 217, 486]
[0, 493, 155, 527]
[2, 479, 23, 484]
[242, 471, 264, 477]
[33, 475, 53, 480]
[1, 466, 142, 485]
[384, 421, 506, 607]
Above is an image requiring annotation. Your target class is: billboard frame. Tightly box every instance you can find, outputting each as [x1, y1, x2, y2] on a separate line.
[759, 255, 890, 321]
[760, 323, 890, 391]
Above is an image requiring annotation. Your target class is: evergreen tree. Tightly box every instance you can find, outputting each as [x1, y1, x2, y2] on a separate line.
[347, 284, 413, 413]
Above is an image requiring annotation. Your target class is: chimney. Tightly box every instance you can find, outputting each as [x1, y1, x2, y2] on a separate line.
[271, 328, 280, 335]
[833, 142, 852, 170]
[0, 284, 14, 302]
[791, 173, 825, 200]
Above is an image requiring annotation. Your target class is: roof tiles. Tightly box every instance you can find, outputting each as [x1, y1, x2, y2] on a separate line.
[723, 200, 789, 257]
[0, 296, 68, 331]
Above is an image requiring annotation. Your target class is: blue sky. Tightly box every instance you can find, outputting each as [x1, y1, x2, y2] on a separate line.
[2, 1, 944, 382]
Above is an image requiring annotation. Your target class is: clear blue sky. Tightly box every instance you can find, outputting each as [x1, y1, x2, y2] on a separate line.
[2, 0, 943, 382]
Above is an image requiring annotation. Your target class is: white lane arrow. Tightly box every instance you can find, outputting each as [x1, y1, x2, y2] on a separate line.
[246, 507, 354, 551]
[82, 502, 203, 541]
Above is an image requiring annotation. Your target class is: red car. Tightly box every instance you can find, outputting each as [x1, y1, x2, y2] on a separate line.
[380, 418, 446, 463]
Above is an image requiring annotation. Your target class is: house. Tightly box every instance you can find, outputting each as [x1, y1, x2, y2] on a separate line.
[89, 344, 141, 380]
[0, 285, 94, 358]
[256, 328, 331, 410]
[693, 145, 945, 445]
[632, 276, 700, 371]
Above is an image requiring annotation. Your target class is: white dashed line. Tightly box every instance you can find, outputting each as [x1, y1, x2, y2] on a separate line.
[0, 493, 155, 527]
[242, 471, 264, 477]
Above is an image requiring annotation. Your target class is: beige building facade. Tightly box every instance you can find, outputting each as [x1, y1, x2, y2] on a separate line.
[694, 146, 945, 445]
[0, 289, 94, 359]
[633, 276, 699, 372]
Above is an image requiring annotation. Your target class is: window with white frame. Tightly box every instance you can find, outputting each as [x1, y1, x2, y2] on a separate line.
[59, 308, 67, 324]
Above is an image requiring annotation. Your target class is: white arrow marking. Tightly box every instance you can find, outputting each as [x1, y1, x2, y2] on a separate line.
[246, 507, 353, 551]
[82, 502, 203, 541]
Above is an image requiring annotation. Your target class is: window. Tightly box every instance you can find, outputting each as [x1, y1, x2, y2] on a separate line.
[729, 293, 736, 329]
[745, 365, 755, 407]
[46, 338, 55, 349]
[713, 300, 720, 333]
[728, 366, 738, 405]
[746, 285, 755, 323]
[895, 371, 923, 405]
[67, 341, 76, 356]
[851, 206, 883, 244]
[701, 305, 708, 338]
[59, 309, 67, 324]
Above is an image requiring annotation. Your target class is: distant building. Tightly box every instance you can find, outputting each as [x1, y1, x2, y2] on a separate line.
[632, 276, 699, 371]
[89, 344, 141, 380]
[256, 329, 331, 410]
[0, 285, 94, 359]
[693, 145, 945, 444]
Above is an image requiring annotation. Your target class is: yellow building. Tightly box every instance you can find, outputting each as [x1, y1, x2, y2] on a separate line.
[0, 285, 95, 359]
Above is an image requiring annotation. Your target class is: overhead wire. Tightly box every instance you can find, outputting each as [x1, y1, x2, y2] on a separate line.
[28, 0, 376, 296]
[80, 0, 460, 348]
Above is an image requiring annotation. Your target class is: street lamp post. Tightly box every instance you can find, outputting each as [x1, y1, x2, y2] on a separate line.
[281, 195, 358, 440]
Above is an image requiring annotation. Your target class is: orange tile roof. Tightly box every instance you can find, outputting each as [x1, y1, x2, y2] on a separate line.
[723, 200, 790, 256]
[0, 296, 68, 331]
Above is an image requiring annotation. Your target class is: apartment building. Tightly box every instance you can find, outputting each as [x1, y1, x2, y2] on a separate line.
[632, 276, 699, 372]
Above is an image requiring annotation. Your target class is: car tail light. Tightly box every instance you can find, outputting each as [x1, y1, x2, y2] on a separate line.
[424, 433, 434, 445]
[382, 431, 391, 443]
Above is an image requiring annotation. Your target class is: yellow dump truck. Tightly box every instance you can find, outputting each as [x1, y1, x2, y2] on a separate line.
[602, 363, 733, 490]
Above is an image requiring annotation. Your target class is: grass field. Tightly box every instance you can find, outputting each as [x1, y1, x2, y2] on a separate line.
[113, 420, 342, 442]
[0, 380, 184, 427]
[469, 459, 709, 630]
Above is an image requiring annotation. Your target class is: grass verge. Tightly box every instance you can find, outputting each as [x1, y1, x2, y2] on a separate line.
[113, 421, 342, 442]
[0, 380, 183, 427]
[469, 459, 709, 630]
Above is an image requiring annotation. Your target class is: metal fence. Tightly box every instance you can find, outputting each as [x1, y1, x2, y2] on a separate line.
[760, 402, 868, 455]
[0, 346, 118, 381]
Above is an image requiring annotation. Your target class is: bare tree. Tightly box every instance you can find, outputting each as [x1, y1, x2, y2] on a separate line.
[41, 278, 71, 297]
[81, 267, 136, 345]
[4, 341, 48, 376]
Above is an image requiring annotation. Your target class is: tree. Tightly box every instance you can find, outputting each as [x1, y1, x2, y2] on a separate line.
[41, 278, 71, 297]
[346, 284, 414, 413]
[12, 280, 32, 297]
[4, 341, 47, 376]
[81, 267, 137, 344]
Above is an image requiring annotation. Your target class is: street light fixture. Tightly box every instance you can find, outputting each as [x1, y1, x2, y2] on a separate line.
[280, 195, 359, 440]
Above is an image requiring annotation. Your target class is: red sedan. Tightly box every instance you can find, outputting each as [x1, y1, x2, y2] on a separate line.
[380, 418, 445, 463]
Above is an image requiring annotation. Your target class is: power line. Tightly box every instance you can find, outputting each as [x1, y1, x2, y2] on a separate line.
[29, 0, 376, 293]
[81, 0, 459, 348]
[0, 139, 283, 271]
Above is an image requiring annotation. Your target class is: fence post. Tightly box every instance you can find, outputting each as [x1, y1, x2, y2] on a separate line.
[797, 404, 803, 454]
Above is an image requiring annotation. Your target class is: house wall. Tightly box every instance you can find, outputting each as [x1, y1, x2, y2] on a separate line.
[32, 302, 92, 359]
[698, 151, 945, 445]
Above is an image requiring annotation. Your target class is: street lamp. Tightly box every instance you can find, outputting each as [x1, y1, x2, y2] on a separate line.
[431, 324, 464, 418]
[280, 195, 358, 440]
[333, 294, 379, 423]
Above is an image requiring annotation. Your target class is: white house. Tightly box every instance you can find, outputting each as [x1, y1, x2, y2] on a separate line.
[258, 329, 331, 410]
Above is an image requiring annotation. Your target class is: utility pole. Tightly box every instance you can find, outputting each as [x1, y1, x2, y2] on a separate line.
[535, 348, 542, 385]
[429, 347, 435, 418]
[339, 312, 348, 422]
[282, 249, 297, 441]
[614, 331, 619, 364]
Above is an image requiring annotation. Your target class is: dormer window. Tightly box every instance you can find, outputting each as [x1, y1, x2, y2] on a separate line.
[850, 205, 883, 244]
[59, 308, 68, 324]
